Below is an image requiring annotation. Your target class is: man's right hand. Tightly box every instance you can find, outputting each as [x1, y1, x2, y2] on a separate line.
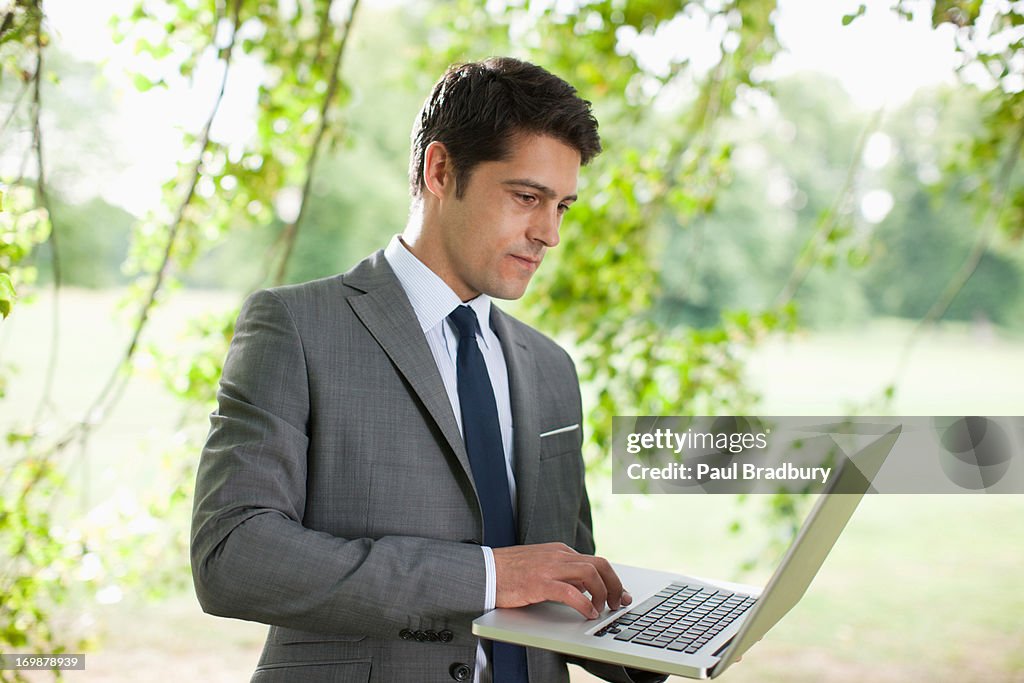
[492, 542, 632, 619]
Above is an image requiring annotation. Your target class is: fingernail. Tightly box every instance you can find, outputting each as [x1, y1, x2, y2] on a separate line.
[622, 590, 633, 605]
[590, 607, 599, 619]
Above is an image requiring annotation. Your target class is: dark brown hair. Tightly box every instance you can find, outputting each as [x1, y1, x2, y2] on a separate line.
[409, 57, 601, 198]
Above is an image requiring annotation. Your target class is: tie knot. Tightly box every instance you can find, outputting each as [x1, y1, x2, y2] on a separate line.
[448, 305, 478, 340]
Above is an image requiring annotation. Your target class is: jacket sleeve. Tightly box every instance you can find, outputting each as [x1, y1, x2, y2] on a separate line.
[190, 288, 486, 641]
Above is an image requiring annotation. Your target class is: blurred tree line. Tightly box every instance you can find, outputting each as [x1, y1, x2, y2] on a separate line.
[1, 0, 1023, 674]
[14, 43, 1024, 327]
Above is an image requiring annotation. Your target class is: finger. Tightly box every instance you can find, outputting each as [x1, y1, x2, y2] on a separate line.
[586, 556, 625, 610]
[549, 580, 599, 619]
[566, 562, 608, 614]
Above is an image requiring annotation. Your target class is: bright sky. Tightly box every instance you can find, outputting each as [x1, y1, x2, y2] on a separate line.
[774, 0, 959, 107]
[28, 0, 961, 216]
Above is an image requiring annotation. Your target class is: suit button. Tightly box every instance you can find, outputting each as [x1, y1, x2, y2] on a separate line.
[425, 630, 439, 642]
[415, 630, 428, 642]
[439, 629, 454, 643]
[399, 629, 414, 641]
[449, 662, 472, 681]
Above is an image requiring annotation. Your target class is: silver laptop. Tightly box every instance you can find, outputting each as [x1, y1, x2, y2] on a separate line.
[473, 426, 900, 679]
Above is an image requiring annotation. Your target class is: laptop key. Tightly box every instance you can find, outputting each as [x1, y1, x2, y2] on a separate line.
[629, 596, 669, 616]
[635, 640, 669, 649]
[613, 629, 641, 642]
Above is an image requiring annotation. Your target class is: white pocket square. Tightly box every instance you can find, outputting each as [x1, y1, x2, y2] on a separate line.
[539, 423, 580, 438]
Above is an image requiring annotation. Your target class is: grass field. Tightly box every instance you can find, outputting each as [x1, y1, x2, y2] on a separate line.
[2, 289, 1022, 682]
[581, 493, 1024, 682]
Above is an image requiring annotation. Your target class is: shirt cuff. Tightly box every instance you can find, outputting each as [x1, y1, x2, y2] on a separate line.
[481, 546, 496, 611]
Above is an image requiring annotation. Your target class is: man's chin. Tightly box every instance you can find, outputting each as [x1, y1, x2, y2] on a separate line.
[484, 280, 531, 301]
[488, 291, 528, 301]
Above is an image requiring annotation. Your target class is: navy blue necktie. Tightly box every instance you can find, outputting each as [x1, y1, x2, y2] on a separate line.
[448, 305, 528, 683]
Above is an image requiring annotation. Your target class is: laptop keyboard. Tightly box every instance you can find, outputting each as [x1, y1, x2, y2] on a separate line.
[593, 582, 757, 655]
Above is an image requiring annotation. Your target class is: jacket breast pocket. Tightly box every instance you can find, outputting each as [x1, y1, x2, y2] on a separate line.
[534, 425, 586, 542]
[538, 424, 581, 460]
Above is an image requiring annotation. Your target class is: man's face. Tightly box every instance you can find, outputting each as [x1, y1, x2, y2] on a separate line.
[433, 134, 581, 301]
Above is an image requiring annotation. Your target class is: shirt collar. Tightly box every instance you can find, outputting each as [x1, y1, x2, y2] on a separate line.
[383, 234, 493, 344]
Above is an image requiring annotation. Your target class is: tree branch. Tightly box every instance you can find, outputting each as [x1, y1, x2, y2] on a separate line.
[44, 0, 246, 452]
[0, 8, 14, 43]
[773, 108, 884, 308]
[0, 78, 30, 139]
[889, 116, 1024, 383]
[669, 51, 731, 303]
[29, 16, 62, 426]
[273, 0, 360, 285]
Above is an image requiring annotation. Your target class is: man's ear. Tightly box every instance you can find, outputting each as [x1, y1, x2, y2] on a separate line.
[422, 141, 455, 200]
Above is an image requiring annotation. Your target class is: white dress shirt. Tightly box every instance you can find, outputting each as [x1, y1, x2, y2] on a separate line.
[384, 234, 515, 682]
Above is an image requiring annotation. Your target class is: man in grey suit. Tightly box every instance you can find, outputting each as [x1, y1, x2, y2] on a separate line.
[191, 57, 664, 683]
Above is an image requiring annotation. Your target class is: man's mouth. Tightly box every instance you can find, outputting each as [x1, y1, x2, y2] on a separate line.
[510, 254, 542, 270]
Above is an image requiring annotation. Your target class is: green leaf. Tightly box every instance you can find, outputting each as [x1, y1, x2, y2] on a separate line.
[932, 0, 983, 27]
[133, 73, 154, 91]
[0, 272, 14, 318]
[842, 4, 866, 26]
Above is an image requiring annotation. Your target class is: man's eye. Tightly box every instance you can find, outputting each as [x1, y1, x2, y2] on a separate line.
[518, 193, 536, 204]
[557, 204, 570, 215]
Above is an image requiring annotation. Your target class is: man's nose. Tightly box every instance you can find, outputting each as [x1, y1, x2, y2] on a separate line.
[530, 206, 561, 248]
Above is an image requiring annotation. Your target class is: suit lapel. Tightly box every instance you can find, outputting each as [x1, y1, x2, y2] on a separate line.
[344, 252, 544, 541]
[490, 307, 541, 544]
[345, 253, 475, 489]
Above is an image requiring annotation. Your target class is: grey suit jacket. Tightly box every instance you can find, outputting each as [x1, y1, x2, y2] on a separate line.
[191, 250, 657, 682]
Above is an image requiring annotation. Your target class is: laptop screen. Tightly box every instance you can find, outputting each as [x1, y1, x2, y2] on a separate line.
[712, 426, 901, 676]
